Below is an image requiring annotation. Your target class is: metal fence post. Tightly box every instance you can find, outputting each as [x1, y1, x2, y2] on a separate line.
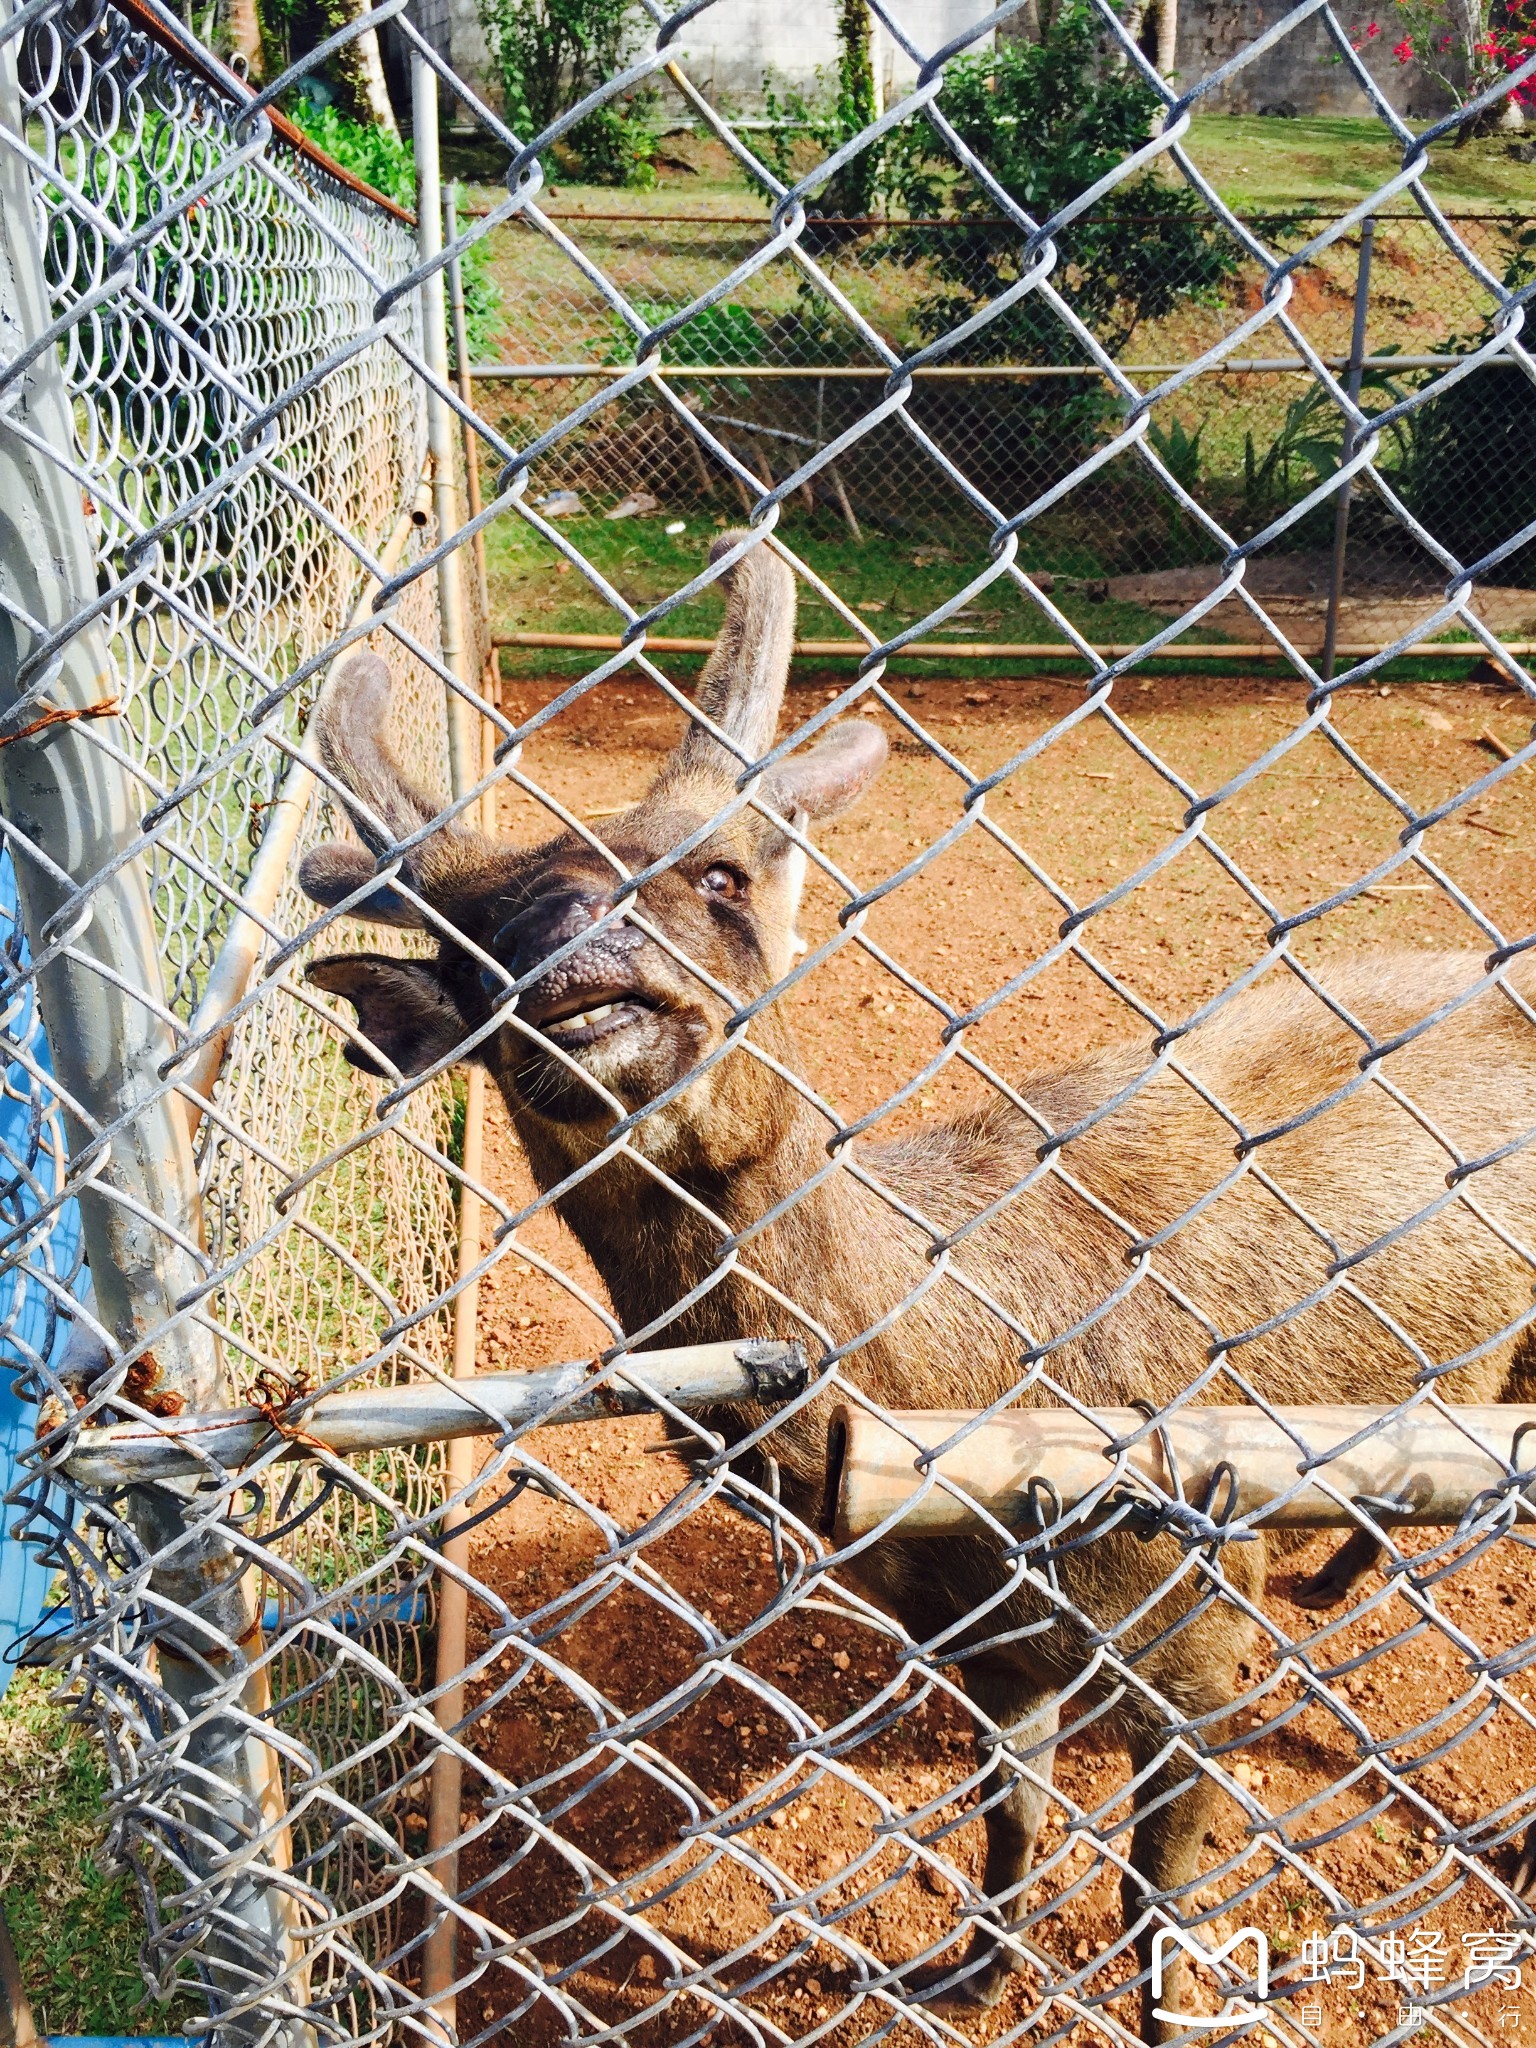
[413, 55, 488, 2041]
[1320, 215, 1375, 685]
[0, 13, 313, 2042]
[412, 52, 476, 798]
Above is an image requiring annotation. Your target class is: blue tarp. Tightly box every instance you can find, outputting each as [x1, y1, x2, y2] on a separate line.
[0, 851, 81, 1696]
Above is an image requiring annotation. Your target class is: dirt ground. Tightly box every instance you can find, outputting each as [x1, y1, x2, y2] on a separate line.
[439, 664, 1536, 2047]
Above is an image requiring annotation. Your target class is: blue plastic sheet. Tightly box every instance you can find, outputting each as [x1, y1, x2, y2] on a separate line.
[0, 850, 82, 1695]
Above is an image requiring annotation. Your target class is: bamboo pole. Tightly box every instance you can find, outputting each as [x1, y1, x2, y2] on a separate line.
[830, 1404, 1536, 1543]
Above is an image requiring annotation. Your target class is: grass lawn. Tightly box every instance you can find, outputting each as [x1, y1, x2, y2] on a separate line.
[0, 1670, 173, 2035]
[454, 113, 1533, 225]
[1180, 114, 1533, 214]
[485, 503, 1496, 694]
[485, 505, 1179, 677]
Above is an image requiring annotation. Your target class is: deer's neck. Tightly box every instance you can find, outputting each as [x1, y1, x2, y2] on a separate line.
[542, 1093, 940, 1356]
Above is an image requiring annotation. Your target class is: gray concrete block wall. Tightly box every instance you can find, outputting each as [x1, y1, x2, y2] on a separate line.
[1169, 0, 1451, 117]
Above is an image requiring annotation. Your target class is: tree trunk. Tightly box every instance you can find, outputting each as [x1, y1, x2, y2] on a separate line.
[224, 0, 261, 74]
[328, 0, 401, 138]
[1155, 0, 1178, 78]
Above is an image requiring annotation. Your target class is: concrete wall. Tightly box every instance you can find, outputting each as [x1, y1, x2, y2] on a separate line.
[398, 0, 1455, 132]
[1163, 0, 1451, 118]
[667, 0, 994, 100]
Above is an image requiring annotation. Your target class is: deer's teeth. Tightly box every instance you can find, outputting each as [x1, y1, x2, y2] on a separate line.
[559, 1002, 615, 1032]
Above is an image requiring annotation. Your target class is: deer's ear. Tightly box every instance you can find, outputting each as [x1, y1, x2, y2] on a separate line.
[764, 720, 888, 821]
[299, 844, 427, 928]
[306, 956, 469, 1077]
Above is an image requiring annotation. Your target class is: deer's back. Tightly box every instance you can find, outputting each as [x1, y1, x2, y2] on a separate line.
[850, 953, 1536, 1420]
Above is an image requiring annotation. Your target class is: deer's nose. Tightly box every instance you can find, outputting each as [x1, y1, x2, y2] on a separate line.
[487, 889, 639, 990]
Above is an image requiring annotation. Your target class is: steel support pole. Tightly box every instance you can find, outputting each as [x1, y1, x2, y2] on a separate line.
[412, 54, 475, 801]
[413, 67, 486, 2041]
[0, 15, 311, 2042]
[443, 188, 489, 654]
[1320, 216, 1375, 686]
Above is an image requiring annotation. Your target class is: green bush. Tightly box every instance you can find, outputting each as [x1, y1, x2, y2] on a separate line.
[286, 100, 502, 355]
[477, 0, 657, 187]
[882, 7, 1237, 364]
[1402, 222, 1536, 585]
[287, 95, 414, 205]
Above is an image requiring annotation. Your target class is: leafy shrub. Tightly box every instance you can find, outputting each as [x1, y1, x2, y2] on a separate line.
[476, 0, 657, 186]
[287, 95, 414, 205]
[1402, 222, 1536, 583]
[286, 100, 502, 354]
[882, 8, 1237, 364]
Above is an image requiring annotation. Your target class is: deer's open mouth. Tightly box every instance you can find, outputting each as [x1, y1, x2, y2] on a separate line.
[527, 990, 660, 1048]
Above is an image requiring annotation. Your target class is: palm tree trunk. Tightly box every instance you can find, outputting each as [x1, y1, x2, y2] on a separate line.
[1155, 0, 1178, 78]
[329, 0, 401, 137]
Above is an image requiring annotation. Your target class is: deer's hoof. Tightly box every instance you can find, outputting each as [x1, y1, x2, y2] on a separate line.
[903, 1940, 1022, 2012]
[1291, 1557, 1361, 1611]
[1510, 1822, 1536, 1900]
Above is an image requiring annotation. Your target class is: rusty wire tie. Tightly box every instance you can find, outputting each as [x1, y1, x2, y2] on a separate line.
[0, 697, 120, 749]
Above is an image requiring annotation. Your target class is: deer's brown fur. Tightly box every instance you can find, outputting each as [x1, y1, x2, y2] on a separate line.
[300, 533, 1536, 2039]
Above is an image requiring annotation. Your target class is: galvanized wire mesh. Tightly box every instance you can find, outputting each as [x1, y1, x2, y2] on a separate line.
[2, 4, 1536, 2048]
[2, 0, 465, 2014]
[471, 208, 1536, 575]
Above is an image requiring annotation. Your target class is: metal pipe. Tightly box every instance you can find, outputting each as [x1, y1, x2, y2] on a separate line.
[61, 1339, 809, 1487]
[175, 472, 433, 1132]
[464, 355, 1494, 380]
[1321, 216, 1376, 686]
[830, 1403, 1536, 1542]
[492, 631, 1533, 662]
[412, 53, 475, 803]
[444, 188, 489, 651]
[0, 15, 313, 2035]
[419, 362, 490, 2033]
[414, 141, 493, 2040]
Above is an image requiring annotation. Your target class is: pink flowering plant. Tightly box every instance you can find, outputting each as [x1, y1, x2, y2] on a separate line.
[1350, 0, 1536, 117]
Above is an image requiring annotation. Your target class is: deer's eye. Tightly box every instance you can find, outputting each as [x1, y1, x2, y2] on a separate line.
[698, 863, 748, 903]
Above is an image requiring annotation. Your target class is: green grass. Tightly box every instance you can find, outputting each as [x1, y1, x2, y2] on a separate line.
[0, 1669, 171, 2035]
[486, 504, 1494, 690]
[487, 505, 1173, 667]
[458, 112, 1534, 225]
[1181, 114, 1533, 214]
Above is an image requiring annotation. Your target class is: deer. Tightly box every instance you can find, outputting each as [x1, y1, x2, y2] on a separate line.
[298, 531, 1536, 2042]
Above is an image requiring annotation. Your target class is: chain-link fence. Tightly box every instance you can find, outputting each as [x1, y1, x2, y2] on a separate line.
[4, 3, 1536, 2048]
[470, 206, 1536, 601]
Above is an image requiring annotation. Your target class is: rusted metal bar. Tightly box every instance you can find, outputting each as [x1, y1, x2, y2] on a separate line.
[492, 631, 1534, 661]
[830, 1404, 1536, 1543]
[419, 1053, 484, 2039]
[62, 1339, 808, 1488]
